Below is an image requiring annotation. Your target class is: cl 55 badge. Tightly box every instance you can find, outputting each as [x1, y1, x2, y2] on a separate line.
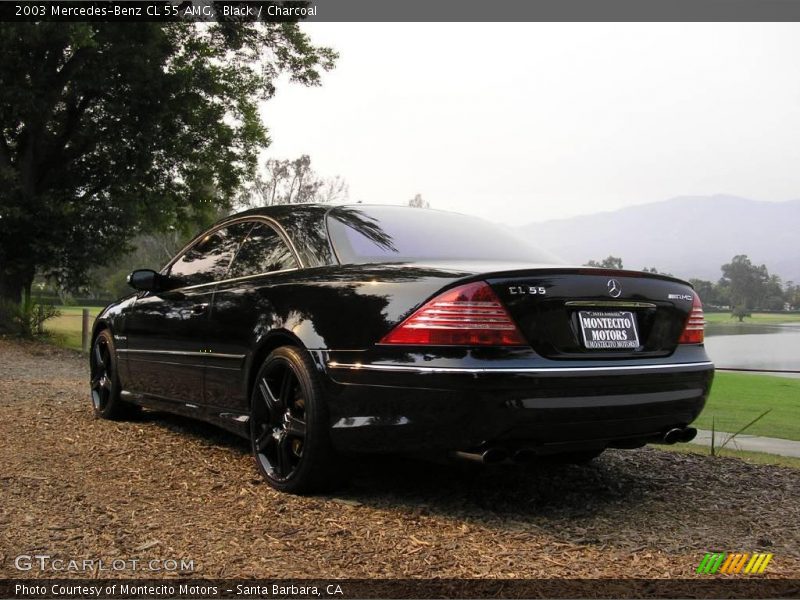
[509, 285, 546, 295]
[668, 293, 693, 301]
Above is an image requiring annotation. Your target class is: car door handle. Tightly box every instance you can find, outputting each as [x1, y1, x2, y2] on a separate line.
[191, 303, 209, 314]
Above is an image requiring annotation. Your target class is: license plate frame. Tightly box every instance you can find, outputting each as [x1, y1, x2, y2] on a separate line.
[578, 310, 640, 350]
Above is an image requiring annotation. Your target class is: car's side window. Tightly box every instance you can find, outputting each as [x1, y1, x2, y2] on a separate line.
[227, 222, 298, 279]
[169, 223, 251, 287]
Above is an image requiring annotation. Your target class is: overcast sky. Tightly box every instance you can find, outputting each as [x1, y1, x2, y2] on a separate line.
[261, 23, 800, 225]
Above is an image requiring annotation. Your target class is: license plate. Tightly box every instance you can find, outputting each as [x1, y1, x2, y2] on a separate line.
[578, 310, 640, 349]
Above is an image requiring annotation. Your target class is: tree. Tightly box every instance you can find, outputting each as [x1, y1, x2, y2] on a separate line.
[239, 154, 348, 207]
[408, 193, 429, 208]
[0, 22, 336, 308]
[731, 304, 752, 323]
[762, 274, 785, 311]
[785, 281, 800, 310]
[720, 255, 769, 312]
[689, 278, 724, 306]
[585, 256, 624, 270]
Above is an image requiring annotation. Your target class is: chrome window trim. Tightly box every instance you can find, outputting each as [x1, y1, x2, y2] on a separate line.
[326, 361, 714, 374]
[161, 214, 304, 279]
[231, 215, 305, 268]
[161, 219, 249, 280]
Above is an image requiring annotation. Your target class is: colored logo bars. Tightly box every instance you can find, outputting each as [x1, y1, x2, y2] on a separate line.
[697, 552, 773, 574]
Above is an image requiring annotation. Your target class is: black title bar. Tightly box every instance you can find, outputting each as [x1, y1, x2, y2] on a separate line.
[4, 1, 314, 22]
[3, 578, 800, 599]
[5, 0, 800, 22]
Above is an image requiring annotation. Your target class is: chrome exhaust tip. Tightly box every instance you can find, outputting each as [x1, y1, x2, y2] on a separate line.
[663, 428, 683, 445]
[451, 448, 510, 464]
[450, 450, 484, 463]
[662, 427, 697, 445]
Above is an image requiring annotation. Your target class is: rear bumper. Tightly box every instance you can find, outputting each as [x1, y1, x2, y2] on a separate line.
[318, 350, 714, 455]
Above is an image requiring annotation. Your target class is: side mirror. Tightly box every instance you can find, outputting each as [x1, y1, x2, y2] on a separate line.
[127, 269, 170, 292]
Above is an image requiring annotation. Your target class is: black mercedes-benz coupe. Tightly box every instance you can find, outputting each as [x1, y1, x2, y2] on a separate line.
[90, 204, 713, 493]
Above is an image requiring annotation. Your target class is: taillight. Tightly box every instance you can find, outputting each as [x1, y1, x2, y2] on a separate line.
[678, 292, 705, 344]
[380, 281, 526, 346]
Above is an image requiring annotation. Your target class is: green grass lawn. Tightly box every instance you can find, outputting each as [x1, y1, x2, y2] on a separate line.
[694, 372, 800, 441]
[45, 305, 103, 350]
[704, 311, 800, 325]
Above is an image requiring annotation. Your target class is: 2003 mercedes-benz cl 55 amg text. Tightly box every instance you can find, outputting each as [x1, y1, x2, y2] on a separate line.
[90, 205, 713, 493]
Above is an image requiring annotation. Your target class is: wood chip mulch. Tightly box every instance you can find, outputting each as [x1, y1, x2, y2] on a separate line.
[0, 338, 798, 580]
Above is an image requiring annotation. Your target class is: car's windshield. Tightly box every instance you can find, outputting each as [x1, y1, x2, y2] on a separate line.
[327, 206, 563, 265]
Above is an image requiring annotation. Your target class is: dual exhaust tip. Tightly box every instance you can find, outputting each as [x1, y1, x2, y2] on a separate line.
[661, 426, 697, 445]
[452, 448, 515, 464]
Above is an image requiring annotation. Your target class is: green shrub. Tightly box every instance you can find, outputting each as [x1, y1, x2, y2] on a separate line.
[0, 300, 61, 337]
[29, 304, 61, 335]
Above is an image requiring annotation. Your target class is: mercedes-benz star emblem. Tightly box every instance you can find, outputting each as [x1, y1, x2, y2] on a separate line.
[607, 279, 622, 298]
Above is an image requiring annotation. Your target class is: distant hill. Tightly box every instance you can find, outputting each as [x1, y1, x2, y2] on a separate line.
[519, 195, 800, 283]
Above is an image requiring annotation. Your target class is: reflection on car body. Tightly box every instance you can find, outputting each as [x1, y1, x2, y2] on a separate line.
[90, 205, 713, 494]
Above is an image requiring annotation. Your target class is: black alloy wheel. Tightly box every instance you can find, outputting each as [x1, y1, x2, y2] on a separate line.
[250, 346, 339, 493]
[89, 329, 138, 420]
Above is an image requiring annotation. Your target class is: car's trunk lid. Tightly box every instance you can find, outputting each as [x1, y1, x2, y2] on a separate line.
[482, 267, 695, 359]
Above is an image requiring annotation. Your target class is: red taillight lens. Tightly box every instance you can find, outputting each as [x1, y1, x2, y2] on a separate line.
[678, 292, 705, 344]
[380, 281, 526, 346]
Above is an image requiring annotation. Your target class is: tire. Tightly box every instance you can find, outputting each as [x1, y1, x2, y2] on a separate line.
[250, 346, 340, 494]
[89, 329, 139, 420]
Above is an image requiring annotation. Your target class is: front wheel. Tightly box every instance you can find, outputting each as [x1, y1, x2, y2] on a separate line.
[89, 329, 139, 420]
[250, 346, 340, 494]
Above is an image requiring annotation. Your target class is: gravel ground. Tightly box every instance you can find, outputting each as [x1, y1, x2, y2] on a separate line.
[0, 338, 798, 580]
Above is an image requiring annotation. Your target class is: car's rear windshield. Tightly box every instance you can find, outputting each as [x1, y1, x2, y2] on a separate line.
[327, 206, 562, 265]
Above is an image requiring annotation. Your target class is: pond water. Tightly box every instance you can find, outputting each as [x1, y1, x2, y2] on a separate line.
[704, 323, 800, 377]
